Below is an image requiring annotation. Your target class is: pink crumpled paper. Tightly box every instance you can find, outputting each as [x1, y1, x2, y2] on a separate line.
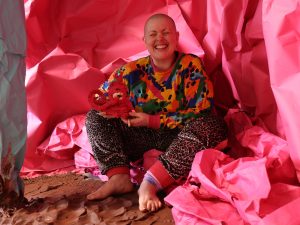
[35, 113, 164, 183]
[165, 110, 298, 225]
[22, 0, 300, 179]
[19, 0, 300, 223]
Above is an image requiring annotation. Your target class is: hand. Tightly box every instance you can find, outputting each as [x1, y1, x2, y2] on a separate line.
[98, 111, 115, 119]
[121, 112, 149, 127]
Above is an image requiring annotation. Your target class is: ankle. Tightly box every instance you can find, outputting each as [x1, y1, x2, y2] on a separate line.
[138, 180, 158, 195]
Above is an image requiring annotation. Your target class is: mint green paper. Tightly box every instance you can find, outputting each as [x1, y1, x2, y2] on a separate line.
[0, 0, 27, 204]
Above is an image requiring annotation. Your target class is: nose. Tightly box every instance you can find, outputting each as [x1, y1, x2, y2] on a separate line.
[156, 32, 164, 40]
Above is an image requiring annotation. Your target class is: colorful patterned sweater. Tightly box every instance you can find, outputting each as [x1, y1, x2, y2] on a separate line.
[102, 52, 214, 129]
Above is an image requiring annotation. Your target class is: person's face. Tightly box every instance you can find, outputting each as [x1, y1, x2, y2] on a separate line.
[143, 17, 179, 62]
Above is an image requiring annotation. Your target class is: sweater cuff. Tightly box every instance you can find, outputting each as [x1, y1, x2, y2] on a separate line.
[148, 114, 160, 129]
[106, 166, 130, 178]
[148, 161, 175, 188]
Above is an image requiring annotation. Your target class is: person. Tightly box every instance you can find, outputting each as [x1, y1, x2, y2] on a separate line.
[85, 13, 227, 212]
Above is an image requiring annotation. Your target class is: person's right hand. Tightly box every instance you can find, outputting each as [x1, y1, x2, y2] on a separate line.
[98, 111, 115, 119]
[121, 111, 150, 127]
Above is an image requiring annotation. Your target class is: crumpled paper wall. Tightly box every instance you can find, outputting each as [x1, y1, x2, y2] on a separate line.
[262, 0, 300, 177]
[22, 0, 300, 179]
[2, 0, 299, 223]
[22, 0, 214, 173]
[165, 109, 299, 224]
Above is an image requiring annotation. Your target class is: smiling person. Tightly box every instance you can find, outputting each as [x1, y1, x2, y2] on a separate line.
[86, 13, 227, 212]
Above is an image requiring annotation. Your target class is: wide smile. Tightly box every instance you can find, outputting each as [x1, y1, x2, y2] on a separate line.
[154, 44, 168, 50]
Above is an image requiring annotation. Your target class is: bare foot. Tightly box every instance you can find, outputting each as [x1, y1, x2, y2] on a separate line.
[87, 174, 134, 200]
[138, 180, 162, 212]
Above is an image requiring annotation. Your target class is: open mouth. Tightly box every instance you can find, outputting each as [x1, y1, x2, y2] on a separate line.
[155, 44, 168, 50]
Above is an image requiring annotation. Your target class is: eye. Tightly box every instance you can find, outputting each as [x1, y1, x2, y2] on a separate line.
[163, 31, 170, 35]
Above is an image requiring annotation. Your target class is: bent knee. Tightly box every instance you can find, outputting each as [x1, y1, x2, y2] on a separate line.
[185, 114, 226, 131]
[86, 109, 105, 124]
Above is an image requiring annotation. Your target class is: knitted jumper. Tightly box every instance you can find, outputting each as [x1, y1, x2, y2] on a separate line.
[102, 52, 214, 129]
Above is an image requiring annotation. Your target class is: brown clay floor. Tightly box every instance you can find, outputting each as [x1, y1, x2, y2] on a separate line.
[0, 173, 175, 225]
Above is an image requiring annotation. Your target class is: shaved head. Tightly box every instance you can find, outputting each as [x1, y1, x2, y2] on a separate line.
[144, 14, 177, 35]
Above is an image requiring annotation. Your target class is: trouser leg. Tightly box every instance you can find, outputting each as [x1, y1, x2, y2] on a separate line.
[159, 114, 228, 180]
[85, 110, 179, 175]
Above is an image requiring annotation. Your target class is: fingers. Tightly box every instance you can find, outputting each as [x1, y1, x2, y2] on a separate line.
[104, 111, 149, 127]
[121, 118, 131, 127]
[128, 119, 131, 127]
[98, 112, 115, 119]
[127, 112, 149, 127]
[98, 111, 106, 117]
[128, 111, 138, 117]
[121, 118, 128, 124]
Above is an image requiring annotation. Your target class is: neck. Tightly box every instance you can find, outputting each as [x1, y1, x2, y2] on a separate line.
[151, 52, 177, 71]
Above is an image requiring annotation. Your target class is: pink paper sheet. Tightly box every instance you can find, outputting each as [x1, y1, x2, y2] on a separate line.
[20, 0, 300, 223]
[165, 110, 299, 224]
[262, 0, 300, 180]
[23, 0, 300, 175]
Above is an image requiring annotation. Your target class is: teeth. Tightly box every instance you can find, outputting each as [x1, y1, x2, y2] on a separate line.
[155, 44, 167, 49]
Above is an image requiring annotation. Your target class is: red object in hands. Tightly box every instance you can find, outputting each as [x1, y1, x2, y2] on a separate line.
[88, 82, 133, 119]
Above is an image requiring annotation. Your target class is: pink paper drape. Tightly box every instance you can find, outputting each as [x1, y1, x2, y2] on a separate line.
[23, 0, 300, 178]
[20, 0, 300, 223]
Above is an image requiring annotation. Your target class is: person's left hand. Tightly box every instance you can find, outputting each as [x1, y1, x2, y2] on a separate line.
[121, 111, 149, 127]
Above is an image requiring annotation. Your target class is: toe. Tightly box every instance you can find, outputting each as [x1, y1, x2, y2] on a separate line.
[139, 197, 147, 212]
[147, 200, 155, 212]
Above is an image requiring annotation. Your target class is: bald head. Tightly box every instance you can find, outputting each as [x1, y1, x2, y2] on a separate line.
[143, 13, 179, 70]
[144, 14, 177, 35]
